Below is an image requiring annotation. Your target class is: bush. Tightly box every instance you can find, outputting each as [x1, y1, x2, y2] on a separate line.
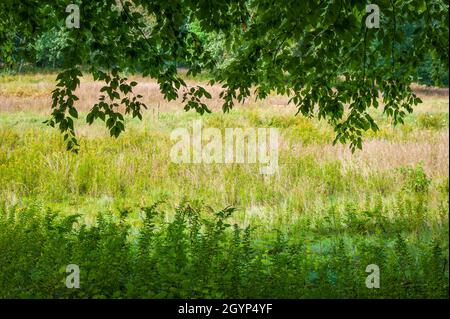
[417, 113, 449, 130]
[400, 164, 432, 194]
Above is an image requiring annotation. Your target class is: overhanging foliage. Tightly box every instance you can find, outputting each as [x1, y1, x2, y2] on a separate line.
[0, 0, 448, 152]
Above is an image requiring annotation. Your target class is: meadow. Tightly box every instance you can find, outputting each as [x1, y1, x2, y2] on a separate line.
[0, 73, 448, 298]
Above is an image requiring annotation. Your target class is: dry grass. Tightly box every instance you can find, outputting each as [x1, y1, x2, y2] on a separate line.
[0, 73, 447, 114]
[293, 131, 449, 178]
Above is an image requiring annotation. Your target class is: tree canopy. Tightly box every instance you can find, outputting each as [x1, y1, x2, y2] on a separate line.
[0, 0, 448, 152]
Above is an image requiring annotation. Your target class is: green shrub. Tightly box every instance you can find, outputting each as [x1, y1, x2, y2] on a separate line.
[400, 164, 432, 194]
[417, 113, 449, 130]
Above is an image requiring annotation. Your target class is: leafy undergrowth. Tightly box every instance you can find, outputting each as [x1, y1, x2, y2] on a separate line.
[0, 198, 448, 299]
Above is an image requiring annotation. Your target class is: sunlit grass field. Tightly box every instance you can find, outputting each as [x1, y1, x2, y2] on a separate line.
[0, 74, 448, 298]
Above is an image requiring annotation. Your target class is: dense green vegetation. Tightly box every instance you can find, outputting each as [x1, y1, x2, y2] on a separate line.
[15, 22, 446, 87]
[0, 195, 448, 298]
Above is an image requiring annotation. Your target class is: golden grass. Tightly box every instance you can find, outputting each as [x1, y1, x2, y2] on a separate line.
[294, 131, 449, 178]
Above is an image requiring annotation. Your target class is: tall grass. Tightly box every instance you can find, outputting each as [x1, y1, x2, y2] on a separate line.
[0, 109, 448, 222]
